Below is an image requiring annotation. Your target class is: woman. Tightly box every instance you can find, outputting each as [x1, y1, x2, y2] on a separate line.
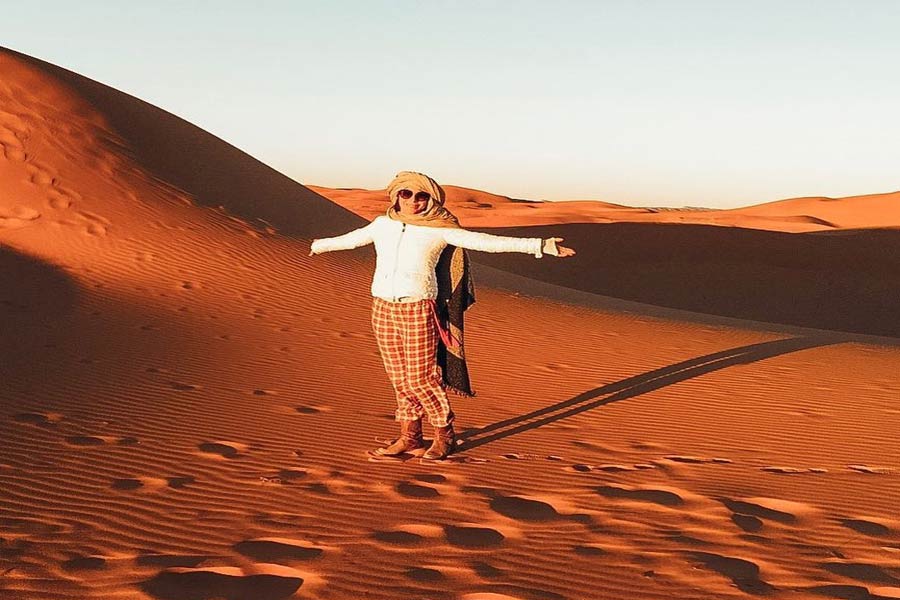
[309, 171, 575, 460]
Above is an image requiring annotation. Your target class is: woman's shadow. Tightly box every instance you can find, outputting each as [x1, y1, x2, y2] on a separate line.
[456, 334, 849, 451]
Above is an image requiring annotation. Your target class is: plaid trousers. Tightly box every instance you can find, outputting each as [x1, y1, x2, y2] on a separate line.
[371, 297, 455, 427]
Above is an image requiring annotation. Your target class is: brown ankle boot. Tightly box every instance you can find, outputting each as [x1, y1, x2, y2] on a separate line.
[422, 424, 456, 460]
[371, 419, 424, 456]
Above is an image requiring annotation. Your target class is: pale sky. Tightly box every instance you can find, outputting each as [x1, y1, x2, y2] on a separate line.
[5, 1, 900, 208]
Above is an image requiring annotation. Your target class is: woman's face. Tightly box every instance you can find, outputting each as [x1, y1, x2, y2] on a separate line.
[397, 190, 430, 215]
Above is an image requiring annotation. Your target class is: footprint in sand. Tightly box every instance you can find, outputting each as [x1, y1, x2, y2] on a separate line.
[74, 210, 110, 237]
[64, 435, 110, 447]
[47, 188, 73, 210]
[847, 464, 893, 475]
[573, 545, 608, 557]
[112, 477, 168, 490]
[839, 518, 893, 537]
[396, 481, 441, 499]
[404, 567, 445, 583]
[0, 206, 41, 229]
[0, 143, 26, 162]
[234, 538, 324, 561]
[252, 512, 307, 529]
[663, 455, 732, 464]
[167, 476, 195, 489]
[278, 469, 308, 481]
[258, 469, 308, 485]
[731, 514, 764, 533]
[719, 498, 799, 525]
[372, 530, 426, 547]
[501, 453, 561, 461]
[65, 435, 135, 448]
[62, 556, 107, 571]
[470, 561, 505, 579]
[571, 463, 653, 473]
[303, 483, 332, 495]
[596, 485, 684, 507]
[13, 412, 62, 426]
[444, 525, 505, 549]
[112, 478, 147, 491]
[26, 164, 53, 186]
[761, 466, 828, 474]
[168, 380, 201, 391]
[820, 561, 900, 585]
[595, 464, 641, 472]
[141, 565, 304, 600]
[295, 406, 323, 415]
[490, 495, 561, 522]
[112, 476, 190, 491]
[806, 584, 876, 599]
[197, 441, 246, 459]
[687, 551, 776, 595]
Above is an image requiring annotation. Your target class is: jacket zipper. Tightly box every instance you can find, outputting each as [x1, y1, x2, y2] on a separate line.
[390, 222, 406, 299]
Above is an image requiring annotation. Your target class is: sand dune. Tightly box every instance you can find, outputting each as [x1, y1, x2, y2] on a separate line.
[2, 47, 900, 600]
[730, 191, 900, 231]
[309, 184, 900, 233]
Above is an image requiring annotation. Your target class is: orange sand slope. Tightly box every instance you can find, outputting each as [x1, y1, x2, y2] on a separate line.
[2, 47, 900, 600]
[308, 184, 900, 233]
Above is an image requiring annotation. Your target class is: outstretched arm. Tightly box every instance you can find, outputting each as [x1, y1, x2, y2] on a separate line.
[309, 219, 377, 256]
[442, 228, 573, 258]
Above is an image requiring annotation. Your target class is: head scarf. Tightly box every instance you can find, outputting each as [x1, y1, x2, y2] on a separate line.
[385, 171, 458, 228]
[385, 171, 477, 397]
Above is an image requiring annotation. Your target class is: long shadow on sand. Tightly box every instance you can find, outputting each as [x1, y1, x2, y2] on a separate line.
[457, 335, 845, 451]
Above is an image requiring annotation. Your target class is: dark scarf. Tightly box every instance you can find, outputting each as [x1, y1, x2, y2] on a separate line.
[385, 171, 478, 397]
[433, 243, 477, 397]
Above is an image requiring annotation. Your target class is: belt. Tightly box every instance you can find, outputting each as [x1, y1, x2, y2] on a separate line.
[382, 295, 430, 303]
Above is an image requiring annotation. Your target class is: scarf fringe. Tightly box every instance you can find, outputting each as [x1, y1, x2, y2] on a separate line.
[441, 382, 477, 398]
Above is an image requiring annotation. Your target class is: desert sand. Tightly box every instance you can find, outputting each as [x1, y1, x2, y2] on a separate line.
[2, 47, 899, 600]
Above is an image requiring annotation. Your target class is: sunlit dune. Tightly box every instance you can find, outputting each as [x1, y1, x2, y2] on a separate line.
[309, 184, 900, 233]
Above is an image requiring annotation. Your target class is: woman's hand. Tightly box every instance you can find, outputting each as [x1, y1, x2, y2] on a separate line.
[543, 237, 576, 257]
[308, 240, 318, 257]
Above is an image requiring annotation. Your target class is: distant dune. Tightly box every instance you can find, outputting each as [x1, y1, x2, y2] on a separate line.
[2, 46, 899, 600]
[309, 184, 900, 233]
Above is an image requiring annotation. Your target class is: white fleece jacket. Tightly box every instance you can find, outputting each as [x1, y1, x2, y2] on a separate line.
[310, 215, 546, 300]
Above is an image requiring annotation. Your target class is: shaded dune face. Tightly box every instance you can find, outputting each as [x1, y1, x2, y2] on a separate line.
[467, 222, 900, 338]
[2, 46, 900, 600]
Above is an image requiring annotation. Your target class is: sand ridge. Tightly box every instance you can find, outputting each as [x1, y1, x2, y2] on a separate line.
[2, 47, 900, 600]
[307, 184, 900, 233]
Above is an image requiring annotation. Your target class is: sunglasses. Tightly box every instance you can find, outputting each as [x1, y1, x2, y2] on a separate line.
[397, 189, 431, 202]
